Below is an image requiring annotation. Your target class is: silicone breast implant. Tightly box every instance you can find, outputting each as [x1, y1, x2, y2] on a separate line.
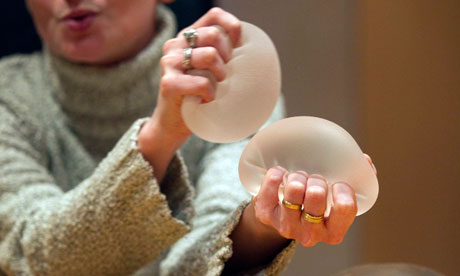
[181, 22, 281, 143]
[238, 117, 379, 216]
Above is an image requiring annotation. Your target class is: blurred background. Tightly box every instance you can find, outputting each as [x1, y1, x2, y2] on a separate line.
[217, 1, 459, 275]
[2, 0, 458, 275]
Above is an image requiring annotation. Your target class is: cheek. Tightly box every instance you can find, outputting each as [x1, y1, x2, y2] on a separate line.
[97, 0, 156, 57]
[26, 0, 57, 42]
[112, 0, 156, 33]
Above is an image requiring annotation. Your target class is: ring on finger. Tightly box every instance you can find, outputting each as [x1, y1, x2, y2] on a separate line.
[302, 211, 324, 223]
[183, 28, 198, 48]
[182, 47, 193, 70]
[281, 199, 302, 211]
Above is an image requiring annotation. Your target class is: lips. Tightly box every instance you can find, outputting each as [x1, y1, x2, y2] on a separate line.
[62, 9, 99, 33]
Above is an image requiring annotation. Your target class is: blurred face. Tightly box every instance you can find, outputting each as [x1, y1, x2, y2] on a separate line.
[26, 0, 170, 65]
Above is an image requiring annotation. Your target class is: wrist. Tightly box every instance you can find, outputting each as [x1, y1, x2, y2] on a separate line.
[245, 200, 288, 242]
[138, 118, 183, 156]
[226, 200, 289, 271]
[137, 118, 186, 183]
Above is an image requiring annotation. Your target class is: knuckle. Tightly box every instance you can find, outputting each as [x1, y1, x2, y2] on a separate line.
[299, 236, 315, 247]
[301, 241, 317, 248]
[229, 20, 242, 34]
[207, 27, 221, 43]
[299, 229, 323, 247]
[279, 226, 294, 239]
[160, 54, 177, 68]
[162, 39, 176, 54]
[196, 77, 212, 92]
[326, 234, 344, 245]
[278, 230, 289, 239]
[209, 7, 224, 16]
[254, 209, 271, 226]
[160, 74, 174, 92]
[203, 47, 219, 65]
[300, 241, 310, 247]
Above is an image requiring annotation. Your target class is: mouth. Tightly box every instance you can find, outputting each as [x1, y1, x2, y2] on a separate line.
[63, 9, 98, 21]
[61, 9, 99, 32]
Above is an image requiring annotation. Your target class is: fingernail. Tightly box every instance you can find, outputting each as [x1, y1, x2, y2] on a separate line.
[306, 176, 326, 194]
[333, 182, 350, 193]
[365, 154, 377, 175]
[333, 183, 354, 203]
[308, 174, 326, 184]
[294, 170, 308, 178]
[371, 163, 377, 175]
[269, 167, 285, 180]
[287, 172, 307, 184]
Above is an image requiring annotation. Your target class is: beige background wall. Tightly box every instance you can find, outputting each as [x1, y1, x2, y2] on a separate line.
[357, 1, 460, 275]
[217, 1, 362, 275]
[217, 1, 459, 275]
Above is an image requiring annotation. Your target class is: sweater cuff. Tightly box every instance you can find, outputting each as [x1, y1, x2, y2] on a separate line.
[212, 200, 297, 276]
[20, 118, 196, 275]
[130, 118, 195, 225]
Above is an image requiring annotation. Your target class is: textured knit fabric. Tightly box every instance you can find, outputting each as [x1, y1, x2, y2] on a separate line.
[0, 4, 296, 276]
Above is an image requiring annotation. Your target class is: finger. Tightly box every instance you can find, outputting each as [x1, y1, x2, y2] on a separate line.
[299, 174, 328, 247]
[166, 27, 233, 63]
[185, 7, 242, 47]
[160, 72, 216, 102]
[279, 172, 307, 239]
[253, 167, 286, 228]
[303, 174, 328, 217]
[324, 182, 357, 245]
[161, 48, 226, 81]
[363, 153, 377, 175]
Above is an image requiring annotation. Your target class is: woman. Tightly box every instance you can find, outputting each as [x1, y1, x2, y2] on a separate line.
[0, 0, 369, 275]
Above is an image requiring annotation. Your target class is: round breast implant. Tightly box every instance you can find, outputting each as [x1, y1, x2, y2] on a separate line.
[181, 22, 281, 143]
[238, 117, 379, 216]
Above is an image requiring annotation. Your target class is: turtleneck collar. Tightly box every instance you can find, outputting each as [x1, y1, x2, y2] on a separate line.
[45, 5, 176, 160]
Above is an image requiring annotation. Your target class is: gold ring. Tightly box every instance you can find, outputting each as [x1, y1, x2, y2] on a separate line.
[281, 199, 302, 210]
[302, 211, 324, 223]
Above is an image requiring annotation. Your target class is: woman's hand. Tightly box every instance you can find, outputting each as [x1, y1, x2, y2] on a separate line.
[150, 7, 241, 142]
[227, 154, 377, 271]
[253, 170, 357, 247]
[138, 8, 241, 182]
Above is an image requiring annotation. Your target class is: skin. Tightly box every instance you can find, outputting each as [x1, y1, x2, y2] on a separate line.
[26, 0, 174, 64]
[26, 0, 377, 272]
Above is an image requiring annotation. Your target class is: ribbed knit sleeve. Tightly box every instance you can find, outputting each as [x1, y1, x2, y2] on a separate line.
[0, 111, 194, 275]
[159, 96, 297, 276]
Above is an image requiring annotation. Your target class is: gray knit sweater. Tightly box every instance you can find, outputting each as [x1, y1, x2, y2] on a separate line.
[0, 5, 295, 276]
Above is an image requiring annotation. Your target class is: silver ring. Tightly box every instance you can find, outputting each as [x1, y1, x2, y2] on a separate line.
[183, 28, 198, 48]
[183, 47, 193, 70]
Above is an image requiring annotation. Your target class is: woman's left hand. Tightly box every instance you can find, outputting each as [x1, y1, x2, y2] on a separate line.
[250, 154, 376, 247]
[251, 169, 357, 247]
[227, 154, 376, 271]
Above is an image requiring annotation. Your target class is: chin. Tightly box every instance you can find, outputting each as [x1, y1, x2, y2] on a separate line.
[64, 51, 109, 65]
[63, 48, 111, 65]
[54, 35, 114, 65]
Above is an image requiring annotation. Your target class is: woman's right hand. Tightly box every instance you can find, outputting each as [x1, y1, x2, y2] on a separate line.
[138, 8, 242, 182]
